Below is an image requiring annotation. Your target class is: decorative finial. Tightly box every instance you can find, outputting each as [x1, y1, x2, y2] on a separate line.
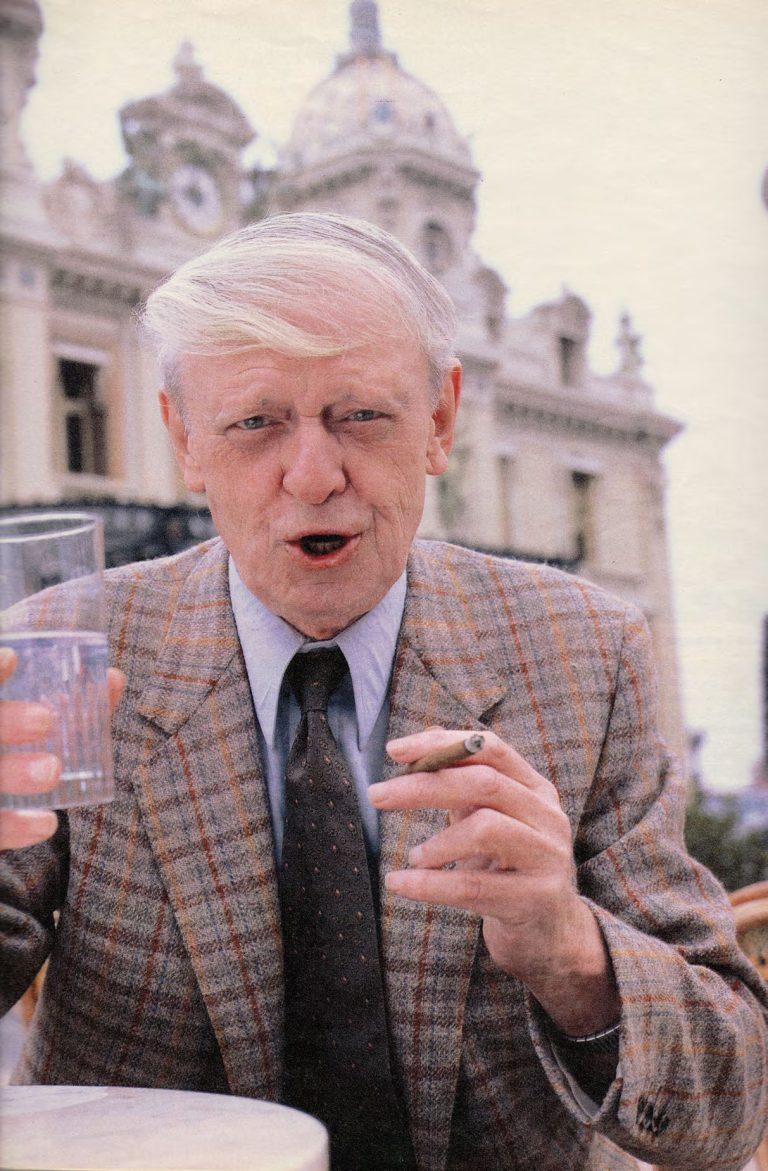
[616, 311, 645, 377]
[174, 41, 204, 86]
[349, 0, 382, 55]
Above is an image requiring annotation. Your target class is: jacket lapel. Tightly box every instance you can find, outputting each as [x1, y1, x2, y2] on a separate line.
[379, 542, 510, 1171]
[134, 542, 283, 1100]
[127, 537, 544, 1163]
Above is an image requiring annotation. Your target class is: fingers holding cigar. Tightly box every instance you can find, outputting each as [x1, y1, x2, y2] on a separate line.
[372, 728, 487, 816]
[375, 727, 557, 803]
[398, 732, 485, 775]
[371, 728, 572, 915]
[369, 725, 565, 844]
[374, 732, 604, 1005]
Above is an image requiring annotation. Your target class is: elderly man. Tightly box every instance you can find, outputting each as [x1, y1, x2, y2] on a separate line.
[1, 213, 766, 1171]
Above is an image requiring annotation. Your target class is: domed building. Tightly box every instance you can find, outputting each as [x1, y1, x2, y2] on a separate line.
[0, 0, 684, 745]
[281, 12, 473, 175]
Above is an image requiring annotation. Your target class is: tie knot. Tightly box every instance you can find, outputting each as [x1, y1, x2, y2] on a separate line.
[286, 646, 348, 715]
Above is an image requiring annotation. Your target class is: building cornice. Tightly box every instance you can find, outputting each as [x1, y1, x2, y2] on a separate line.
[498, 381, 682, 448]
[396, 161, 476, 203]
[276, 143, 477, 203]
[274, 163, 376, 208]
[48, 252, 168, 309]
[50, 267, 143, 308]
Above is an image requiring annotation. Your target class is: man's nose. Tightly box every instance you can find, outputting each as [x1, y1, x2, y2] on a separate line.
[281, 420, 347, 503]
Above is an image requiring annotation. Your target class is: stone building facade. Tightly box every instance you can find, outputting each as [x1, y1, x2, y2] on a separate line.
[0, 0, 684, 746]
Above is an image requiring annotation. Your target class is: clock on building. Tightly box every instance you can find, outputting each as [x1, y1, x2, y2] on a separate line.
[169, 163, 224, 234]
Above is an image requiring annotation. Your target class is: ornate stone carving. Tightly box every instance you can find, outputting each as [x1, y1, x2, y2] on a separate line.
[0, 0, 44, 172]
[50, 267, 142, 308]
[616, 312, 645, 378]
[349, 0, 382, 56]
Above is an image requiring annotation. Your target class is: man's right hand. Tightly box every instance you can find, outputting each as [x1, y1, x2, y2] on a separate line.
[0, 647, 125, 850]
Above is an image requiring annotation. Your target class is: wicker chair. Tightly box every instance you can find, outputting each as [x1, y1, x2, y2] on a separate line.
[642, 883, 768, 1171]
[17, 963, 46, 1029]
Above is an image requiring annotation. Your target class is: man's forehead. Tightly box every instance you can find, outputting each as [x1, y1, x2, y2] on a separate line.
[180, 335, 423, 378]
[177, 334, 431, 421]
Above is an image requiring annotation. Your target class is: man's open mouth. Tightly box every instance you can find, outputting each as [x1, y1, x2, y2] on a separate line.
[297, 534, 349, 557]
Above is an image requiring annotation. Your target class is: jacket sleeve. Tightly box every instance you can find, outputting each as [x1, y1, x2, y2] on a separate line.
[0, 817, 69, 1014]
[526, 606, 768, 1171]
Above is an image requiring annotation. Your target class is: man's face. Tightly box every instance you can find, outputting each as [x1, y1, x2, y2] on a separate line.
[161, 322, 460, 638]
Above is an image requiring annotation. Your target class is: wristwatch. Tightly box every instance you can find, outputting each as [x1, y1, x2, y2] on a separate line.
[550, 1019, 621, 1054]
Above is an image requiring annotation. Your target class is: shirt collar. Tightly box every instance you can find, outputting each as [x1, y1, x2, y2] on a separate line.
[228, 558, 407, 751]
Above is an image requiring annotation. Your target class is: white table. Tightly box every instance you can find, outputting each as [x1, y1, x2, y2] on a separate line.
[0, 1085, 328, 1171]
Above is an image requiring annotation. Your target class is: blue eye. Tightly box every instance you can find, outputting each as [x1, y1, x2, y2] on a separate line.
[237, 416, 269, 430]
[346, 409, 381, 422]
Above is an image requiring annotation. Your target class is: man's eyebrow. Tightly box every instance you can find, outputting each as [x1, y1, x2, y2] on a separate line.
[219, 395, 287, 414]
[239, 397, 286, 412]
[325, 391, 414, 415]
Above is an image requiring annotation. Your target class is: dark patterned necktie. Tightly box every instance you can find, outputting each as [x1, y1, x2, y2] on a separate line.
[280, 647, 414, 1171]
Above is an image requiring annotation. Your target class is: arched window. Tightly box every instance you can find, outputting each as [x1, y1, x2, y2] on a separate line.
[559, 336, 580, 385]
[57, 355, 108, 476]
[571, 470, 595, 561]
[421, 221, 452, 275]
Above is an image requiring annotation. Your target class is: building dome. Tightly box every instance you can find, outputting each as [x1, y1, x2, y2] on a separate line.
[120, 42, 254, 158]
[281, 4, 472, 173]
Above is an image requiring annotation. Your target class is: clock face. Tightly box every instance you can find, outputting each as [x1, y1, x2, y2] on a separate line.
[169, 164, 224, 234]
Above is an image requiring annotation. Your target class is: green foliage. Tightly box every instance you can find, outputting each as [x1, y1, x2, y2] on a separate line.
[685, 786, 768, 892]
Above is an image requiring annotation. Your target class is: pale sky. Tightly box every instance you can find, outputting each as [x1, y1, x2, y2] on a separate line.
[20, 0, 768, 791]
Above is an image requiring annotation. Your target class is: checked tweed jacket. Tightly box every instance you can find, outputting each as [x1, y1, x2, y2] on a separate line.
[2, 538, 767, 1171]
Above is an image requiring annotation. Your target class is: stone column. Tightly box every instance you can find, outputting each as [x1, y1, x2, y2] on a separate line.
[126, 327, 181, 505]
[641, 453, 686, 757]
[0, 255, 56, 503]
[456, 368, 503, 547]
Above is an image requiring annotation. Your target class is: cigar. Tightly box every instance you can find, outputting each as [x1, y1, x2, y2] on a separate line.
[399, 733, 485, 775]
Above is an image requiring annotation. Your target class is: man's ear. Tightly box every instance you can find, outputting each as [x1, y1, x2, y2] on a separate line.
[425, 364, 461, 477]
[159, 390, 206, 493]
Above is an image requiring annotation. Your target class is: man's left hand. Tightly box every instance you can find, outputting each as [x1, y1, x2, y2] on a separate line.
[369, 727, 620, 1037]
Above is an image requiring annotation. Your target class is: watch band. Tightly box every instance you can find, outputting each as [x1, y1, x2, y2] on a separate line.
[550, 1019, 621, 1054]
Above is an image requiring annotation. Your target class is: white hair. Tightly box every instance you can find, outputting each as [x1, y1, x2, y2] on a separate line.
[140, 212, 458, 406]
